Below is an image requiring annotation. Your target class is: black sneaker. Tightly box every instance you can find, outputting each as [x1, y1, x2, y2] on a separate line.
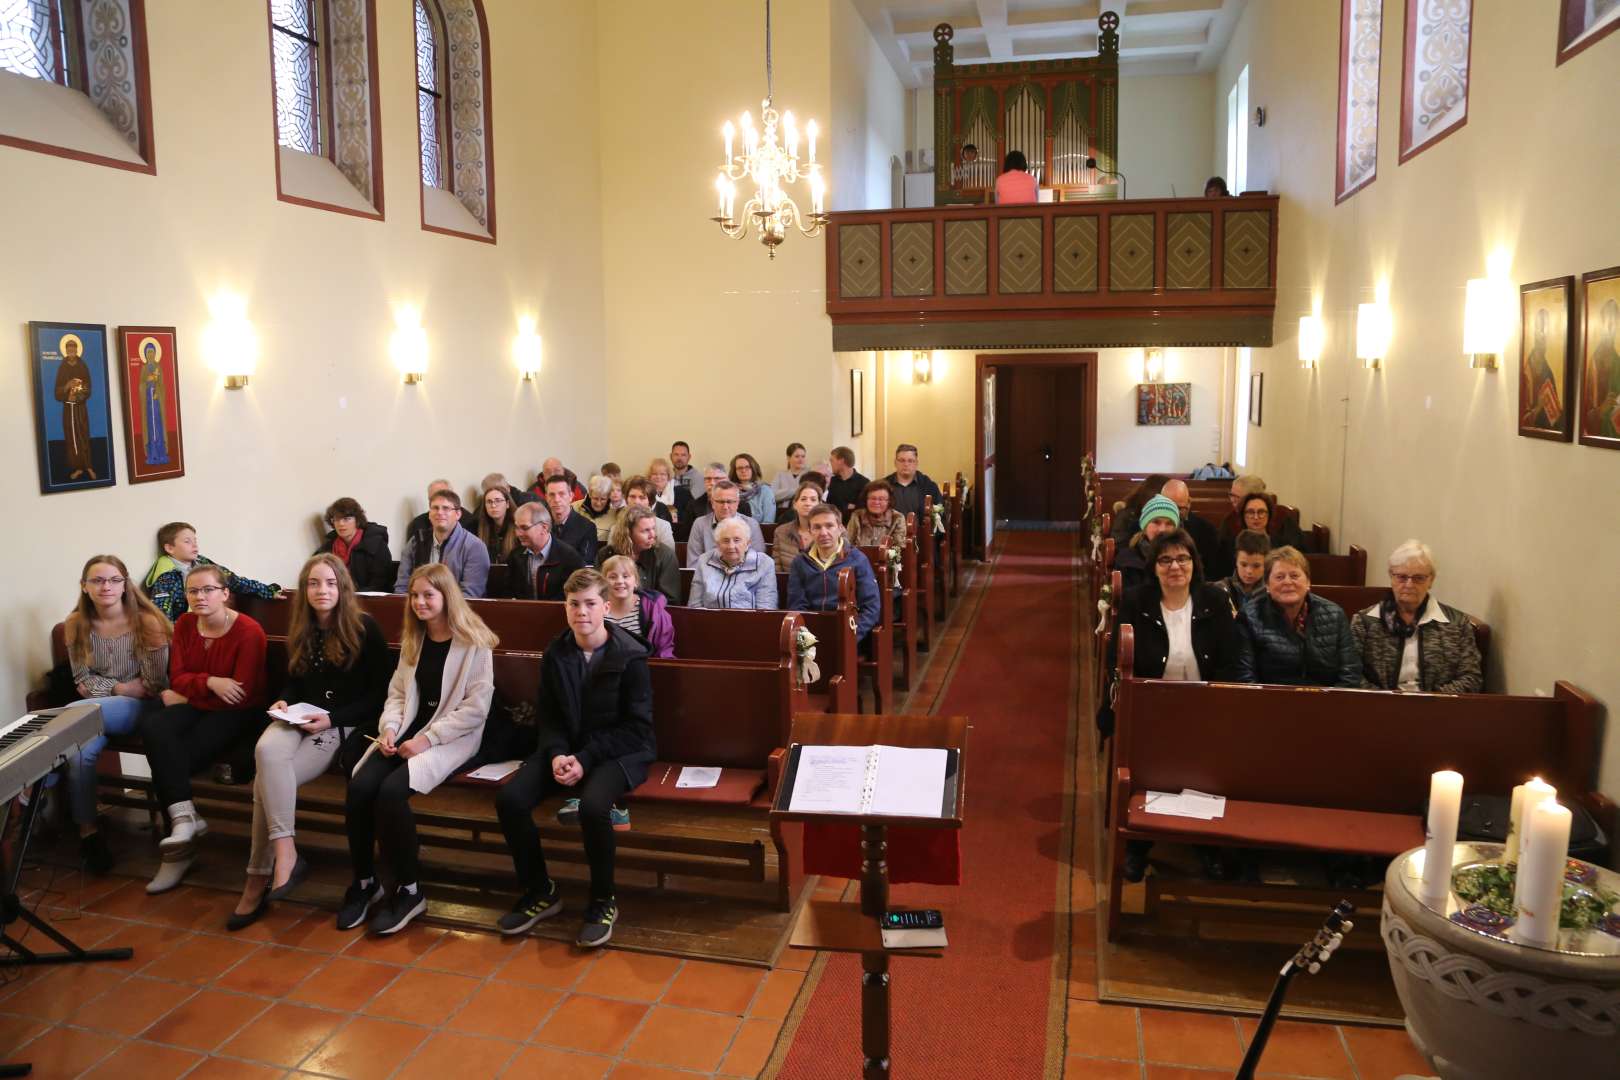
[336, 879, 384, 930]
[496, 880, 563, 936]
[80, 830, 113, 876]
[576, 898, 617, 948]
[370, 886, 426, 935]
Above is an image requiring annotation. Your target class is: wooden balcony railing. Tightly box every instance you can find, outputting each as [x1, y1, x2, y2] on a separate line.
[823, 195, 1280, 352]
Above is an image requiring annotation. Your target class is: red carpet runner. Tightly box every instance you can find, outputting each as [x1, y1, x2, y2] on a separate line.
[777, 531, 1077, 1079]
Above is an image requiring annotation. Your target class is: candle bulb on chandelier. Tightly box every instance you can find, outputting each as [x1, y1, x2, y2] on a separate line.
[807, 119, 818, 163]
[783, 111, 799, 159]
[722, 120, 735, 164]
[810, 172, 825, 216]
[715, 173, 729, 219]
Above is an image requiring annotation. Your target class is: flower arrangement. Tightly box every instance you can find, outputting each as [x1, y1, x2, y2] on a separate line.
[793, 625, 821, 686]
[885, 546, 903, 588]
[1095, 582, 1112, 633]
[931, 503, 946, 535]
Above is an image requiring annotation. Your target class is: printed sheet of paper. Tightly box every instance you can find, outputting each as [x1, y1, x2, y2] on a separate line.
[867, 745, 948, 818]
[463, 760, 523, 783]
[269, 703, 328, 725]
[676, 766, 722, 789]
[788, 745, 870, 814]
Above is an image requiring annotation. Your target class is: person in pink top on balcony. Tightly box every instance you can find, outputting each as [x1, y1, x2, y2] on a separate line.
[994, 150, 1039, 204]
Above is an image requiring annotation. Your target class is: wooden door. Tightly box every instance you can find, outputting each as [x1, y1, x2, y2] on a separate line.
[994, 365, 1087, 521]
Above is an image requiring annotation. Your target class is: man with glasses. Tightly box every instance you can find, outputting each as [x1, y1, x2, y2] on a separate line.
[393, 489, 490, 597]
[1160, 479, 1220, 571]
[500, 501, 585, 600]
[685, 480, 765, 567]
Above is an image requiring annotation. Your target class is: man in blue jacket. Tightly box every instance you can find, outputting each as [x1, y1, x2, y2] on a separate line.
[393, 489, 490, 597]
[788, 502, 880, 640]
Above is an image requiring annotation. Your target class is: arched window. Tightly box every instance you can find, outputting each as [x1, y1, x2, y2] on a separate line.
[414, 0, 449, 188]
[267, 0, 384, 218]
[417, 0, 495, 242]
[0, 0, 155, 173]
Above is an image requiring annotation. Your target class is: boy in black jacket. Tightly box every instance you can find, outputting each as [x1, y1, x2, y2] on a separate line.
[493, 568, 655, 947]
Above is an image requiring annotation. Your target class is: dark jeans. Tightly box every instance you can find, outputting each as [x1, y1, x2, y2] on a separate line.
[140, 704, 266, 808]
[495, 755, 631, 901]
[346, 752, 422, 885]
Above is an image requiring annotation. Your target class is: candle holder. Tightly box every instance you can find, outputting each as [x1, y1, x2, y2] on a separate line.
[1381, 843, 1620, 1079]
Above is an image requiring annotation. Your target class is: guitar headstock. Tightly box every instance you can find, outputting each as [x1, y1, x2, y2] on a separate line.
[1291, 900, 1355, 975]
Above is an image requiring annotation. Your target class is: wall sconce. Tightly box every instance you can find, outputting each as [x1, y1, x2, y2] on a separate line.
[1142, 347, 1165, 382]
[202, 292, 259, 389]
[391, 308, 429, 384]
[1298, 315, 1324, 370]
[911, 350, 933, 384]
[1356, 302, 1391, 370]
[514, 316, 543, 381]
[1462, 276, 1513, 370]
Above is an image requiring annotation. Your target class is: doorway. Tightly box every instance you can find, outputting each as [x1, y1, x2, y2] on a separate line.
[975, 353, 1097, 546]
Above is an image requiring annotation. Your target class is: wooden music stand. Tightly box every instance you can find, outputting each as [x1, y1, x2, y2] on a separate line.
[771, 713, 968, 1079]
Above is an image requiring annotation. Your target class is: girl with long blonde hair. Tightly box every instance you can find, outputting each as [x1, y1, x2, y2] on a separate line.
[227, 555, 392, 931]
[62, 554, 172, 874]
[339, 563, 497, 935]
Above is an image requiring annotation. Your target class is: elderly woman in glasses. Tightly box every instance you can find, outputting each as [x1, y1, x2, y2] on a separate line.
[1349, 539, 1483, 693]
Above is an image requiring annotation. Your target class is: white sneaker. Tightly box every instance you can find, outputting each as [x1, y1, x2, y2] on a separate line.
[158, 812, 208, 852]
[146, 853, 194, 894]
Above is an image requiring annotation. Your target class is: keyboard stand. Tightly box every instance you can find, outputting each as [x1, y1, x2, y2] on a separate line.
[0, 779, 136, 1078]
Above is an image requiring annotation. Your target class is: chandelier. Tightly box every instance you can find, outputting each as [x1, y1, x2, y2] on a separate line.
[711, 0, 828, 258]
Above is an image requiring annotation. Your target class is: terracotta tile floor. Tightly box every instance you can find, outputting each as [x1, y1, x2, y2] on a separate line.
[0, 869, 809, 1080]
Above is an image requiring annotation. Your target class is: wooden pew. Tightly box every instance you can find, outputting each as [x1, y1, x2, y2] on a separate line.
[1305, 544, 1367, 585]
[1103, 624, 1611, 940]
[856, 543, 898, 713]
[915, 495, 938, 650]
[84, 617, 813, 910]
[675, 567, 864, 715]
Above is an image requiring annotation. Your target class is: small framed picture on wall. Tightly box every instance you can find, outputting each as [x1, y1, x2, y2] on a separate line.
[1577, 264, 1620, 450]
[1518, 276, 1576, 442]
[118, 326, 186, 482]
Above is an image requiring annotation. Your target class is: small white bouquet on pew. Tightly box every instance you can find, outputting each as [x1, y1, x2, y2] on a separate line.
[794, 625, 820, 686]
[1096, 582, 1112, 634]
[885, 546, 903, 589]
[931, 503, 947, 535]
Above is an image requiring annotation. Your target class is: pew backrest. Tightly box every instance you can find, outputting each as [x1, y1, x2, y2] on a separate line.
[1305, 545, 1367, 586]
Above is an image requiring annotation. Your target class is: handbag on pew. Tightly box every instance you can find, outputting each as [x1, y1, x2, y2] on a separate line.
[1423, 793, 1610, 863]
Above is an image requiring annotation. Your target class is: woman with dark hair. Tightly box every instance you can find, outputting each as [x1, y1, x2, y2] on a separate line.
[1217, 491, 1307, 571]
[772, 443, 809, 512]
[1204, 176, 1230, 197]
[729, 453, 774, 521]
[1101, 528, 1241, 884]
[477, 484, 521, 564]
[773, 481, 825, 571]
[848, 479, 907, 549]
[63, 554, 172, 874]
[317, 497, 394, 592]
[139, 564, 269, 893]
[228, 554, 390, 930]
[995, 149, 1038, 204]
[599, 507, 680, 604]
[1110, 474, 1172, 546]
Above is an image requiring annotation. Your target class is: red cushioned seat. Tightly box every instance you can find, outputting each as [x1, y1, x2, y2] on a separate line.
[1123, 792, 1423, 856]
[626, 763, 765, 806]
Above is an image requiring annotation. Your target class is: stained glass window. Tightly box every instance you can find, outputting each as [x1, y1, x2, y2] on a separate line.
[415, 0, 447, 188]
[1, 0, 58, 83]
[271, 0, 322, 155]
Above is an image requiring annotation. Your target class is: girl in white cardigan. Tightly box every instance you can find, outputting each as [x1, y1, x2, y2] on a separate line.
[339, 563, 497, 935]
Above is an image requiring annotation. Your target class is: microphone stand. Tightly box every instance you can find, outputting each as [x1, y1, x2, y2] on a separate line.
[1085, 156, 1127, 200]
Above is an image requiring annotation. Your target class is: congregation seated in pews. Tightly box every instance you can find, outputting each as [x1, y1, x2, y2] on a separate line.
[26, 438, 965, 950]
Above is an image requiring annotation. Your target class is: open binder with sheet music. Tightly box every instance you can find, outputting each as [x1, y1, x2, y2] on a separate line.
[778, 743, 959, 821]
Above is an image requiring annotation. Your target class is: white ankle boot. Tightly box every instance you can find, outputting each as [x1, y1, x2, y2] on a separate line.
[147, 851, 194, 894]
[159, 801, 208, 851]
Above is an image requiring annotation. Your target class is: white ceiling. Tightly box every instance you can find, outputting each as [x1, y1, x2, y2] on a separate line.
[852, 0, 1249, 86]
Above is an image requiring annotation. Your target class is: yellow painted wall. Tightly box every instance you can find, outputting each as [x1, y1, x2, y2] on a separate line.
[1217, 0, 1620, 799]
[0, 0, 608, 710]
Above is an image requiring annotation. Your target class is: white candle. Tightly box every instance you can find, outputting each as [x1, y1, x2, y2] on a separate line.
[807, 119, 818, 163]
[1421, 770, 1464, 906]
[723, 120, 734, 164]
[1506, 776, 1556, 864]
[1514, 796, 1571, 946]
